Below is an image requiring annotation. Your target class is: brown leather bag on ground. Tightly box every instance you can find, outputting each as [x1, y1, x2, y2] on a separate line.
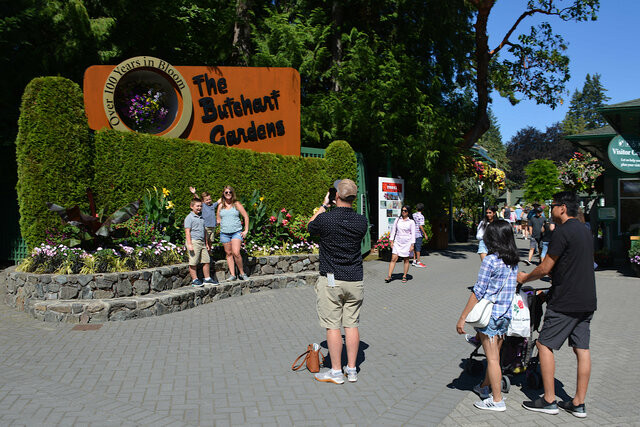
[291, 343, 325, 373]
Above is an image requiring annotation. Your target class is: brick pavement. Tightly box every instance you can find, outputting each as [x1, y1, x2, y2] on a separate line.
[0, 238, 638, 426]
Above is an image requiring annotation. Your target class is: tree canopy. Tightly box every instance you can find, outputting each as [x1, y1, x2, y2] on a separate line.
[1, 0, 600, 215]
[563, 73, 610, 135]
[506, 122, 574, 185]
[524, 159, 561, 204]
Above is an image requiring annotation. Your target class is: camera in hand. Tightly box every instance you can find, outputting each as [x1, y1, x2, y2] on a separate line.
[328, 187, 337, 204]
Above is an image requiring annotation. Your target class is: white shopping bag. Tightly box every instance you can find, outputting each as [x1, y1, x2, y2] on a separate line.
[507, 291, 531, 337]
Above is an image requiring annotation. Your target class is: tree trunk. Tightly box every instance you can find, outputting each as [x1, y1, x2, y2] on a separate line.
[330, 1, 343, 92]
[232, 0, 251, 66]
[462, 0, 494, 150]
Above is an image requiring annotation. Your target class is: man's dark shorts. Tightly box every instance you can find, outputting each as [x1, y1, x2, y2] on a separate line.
[414, 236, 422, 254]
[538, 308, 594, 350]
[529, 237, 541, 251]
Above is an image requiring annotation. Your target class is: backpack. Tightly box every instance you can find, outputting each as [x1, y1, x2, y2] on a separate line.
[504, 207, 511, 219]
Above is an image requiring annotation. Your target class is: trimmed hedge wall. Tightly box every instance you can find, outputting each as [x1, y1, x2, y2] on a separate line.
[93, 130, 337, 220]
[16, 77, 93, 248]
[16, 77, 358, 248]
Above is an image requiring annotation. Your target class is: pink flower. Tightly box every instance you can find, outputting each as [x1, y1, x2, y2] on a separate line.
[282, 219, 289, 226]
[269, 216, 276, 223]
[281, 208, 287, 213]
[286, 213, 291, 219]
[517, 300, 524, 309]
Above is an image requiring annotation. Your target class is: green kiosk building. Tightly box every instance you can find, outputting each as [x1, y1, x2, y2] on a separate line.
[566, 99, 640, 261]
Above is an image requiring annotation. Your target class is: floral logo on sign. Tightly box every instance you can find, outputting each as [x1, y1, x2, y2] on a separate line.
[116, 81, 169, 133]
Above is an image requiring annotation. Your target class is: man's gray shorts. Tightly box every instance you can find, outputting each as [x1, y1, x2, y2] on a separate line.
[538, 308, 593, 350]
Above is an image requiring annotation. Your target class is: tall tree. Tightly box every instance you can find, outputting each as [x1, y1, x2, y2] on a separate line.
[563, 73, 610, 134]
[464, 0, 600, 150]
[524, 159, 561, 203]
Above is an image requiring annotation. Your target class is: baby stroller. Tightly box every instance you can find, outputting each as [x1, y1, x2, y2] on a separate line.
[464, 285, 549, 393]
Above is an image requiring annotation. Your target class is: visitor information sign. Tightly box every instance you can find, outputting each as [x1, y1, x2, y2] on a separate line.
[378, 177, 405, 238]
[608, 135, 640, 173]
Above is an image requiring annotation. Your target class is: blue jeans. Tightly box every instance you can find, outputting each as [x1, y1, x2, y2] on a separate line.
[220, 230, 242, 243]
[541, 241, 549, 259]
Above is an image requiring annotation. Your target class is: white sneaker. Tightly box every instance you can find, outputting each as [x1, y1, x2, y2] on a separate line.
[314, 369, 344, 384]
[473, 383, 491, 399]
[343, 366, 357, 382]
[411, 260, 418, 267]
[474, 397, 506, 412]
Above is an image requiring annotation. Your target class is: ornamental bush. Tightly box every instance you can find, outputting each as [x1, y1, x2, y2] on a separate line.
[16, 77, 94, 249]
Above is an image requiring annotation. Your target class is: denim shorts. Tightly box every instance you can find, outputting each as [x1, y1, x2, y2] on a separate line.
[414, 236, 423, 253]
[220, 230, 242, 243]
[475, 316, 509, 338]
[477, 239, 488, 254]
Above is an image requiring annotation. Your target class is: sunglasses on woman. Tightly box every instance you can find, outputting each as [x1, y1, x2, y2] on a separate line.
[224, 191, 233, 194]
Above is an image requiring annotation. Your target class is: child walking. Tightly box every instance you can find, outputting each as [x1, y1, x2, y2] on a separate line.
[456, 220, 519, 411]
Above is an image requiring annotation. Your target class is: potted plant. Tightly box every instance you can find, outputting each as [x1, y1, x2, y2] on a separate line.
[374, 232, 392, 262]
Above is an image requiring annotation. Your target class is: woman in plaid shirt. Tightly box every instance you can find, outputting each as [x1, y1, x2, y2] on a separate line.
[456, 220, 519, 412]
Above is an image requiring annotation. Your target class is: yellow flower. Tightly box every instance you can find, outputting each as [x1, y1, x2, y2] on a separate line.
[162, 188, 170, 197]
[259, 196, 264, 202]
[166, 201, 174, 209]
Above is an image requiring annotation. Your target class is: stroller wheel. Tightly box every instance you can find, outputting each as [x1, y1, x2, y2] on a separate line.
[501, 375, 511, 393]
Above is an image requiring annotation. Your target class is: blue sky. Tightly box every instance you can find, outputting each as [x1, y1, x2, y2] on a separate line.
[487, 0, 639, 143]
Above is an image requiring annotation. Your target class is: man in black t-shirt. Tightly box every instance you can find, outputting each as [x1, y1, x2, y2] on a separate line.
[518, 191, 597, 418]
[308, 179, 368, 384]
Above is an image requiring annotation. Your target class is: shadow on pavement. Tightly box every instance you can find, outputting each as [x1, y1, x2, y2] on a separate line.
[320, 339, 370, 371]
[430, 242, 476, 260]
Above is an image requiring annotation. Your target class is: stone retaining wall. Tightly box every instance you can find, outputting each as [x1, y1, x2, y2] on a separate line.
[4, 254, 319, 312]
[23, 271, 318, 323]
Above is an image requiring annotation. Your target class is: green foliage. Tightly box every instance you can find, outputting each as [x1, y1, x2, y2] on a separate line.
[46, 200, 140, 250]
[93, 129, 332, 225]
[324, 140, 358, 184]
[524, 159, 561, 204]
[16, 77, 94, 249]
[506, 123, 574, 185]
[141, 187, 181, 242]
[563, 73, 610, 135]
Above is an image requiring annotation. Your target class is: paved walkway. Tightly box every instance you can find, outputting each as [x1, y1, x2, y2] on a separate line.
[0, 239, 638, 426]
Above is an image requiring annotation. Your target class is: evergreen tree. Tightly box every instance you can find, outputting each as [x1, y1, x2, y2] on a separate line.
[563, 73, 610, 135]
[524, 159, 561, 204]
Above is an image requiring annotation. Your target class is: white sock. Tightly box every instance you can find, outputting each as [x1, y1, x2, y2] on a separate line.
[330, 369, 342, 375]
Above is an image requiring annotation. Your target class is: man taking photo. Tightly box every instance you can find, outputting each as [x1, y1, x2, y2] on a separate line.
[307, 179, 368, 384]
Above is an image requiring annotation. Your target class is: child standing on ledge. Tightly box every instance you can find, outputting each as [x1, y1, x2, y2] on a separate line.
[184, 198, 217, 287]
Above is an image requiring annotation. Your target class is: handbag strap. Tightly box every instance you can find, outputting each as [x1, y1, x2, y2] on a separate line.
[291, 348, 326, 371]
[487, 267, 512, 303]
[291, 350, 310, 371]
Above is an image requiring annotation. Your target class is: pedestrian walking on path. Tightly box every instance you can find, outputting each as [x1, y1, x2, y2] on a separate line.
[518, 191, 597, 418]
[385, 205, 416, 283]
[476, 206, 498, 262]
[307, 179, 368, 385]
[457, 220, 519, 412]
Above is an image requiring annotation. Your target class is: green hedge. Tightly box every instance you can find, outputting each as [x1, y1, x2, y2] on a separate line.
[16, 77, 93, 248]
[325, 140, 358, 185]
[93, 130, 337, 220]
[16, 77, 358, 248]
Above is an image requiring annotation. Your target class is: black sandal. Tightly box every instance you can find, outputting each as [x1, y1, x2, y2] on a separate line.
[384, 276, 391, 283]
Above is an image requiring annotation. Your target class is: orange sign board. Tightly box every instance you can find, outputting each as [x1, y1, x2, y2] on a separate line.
[84, 56, 301, 156]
